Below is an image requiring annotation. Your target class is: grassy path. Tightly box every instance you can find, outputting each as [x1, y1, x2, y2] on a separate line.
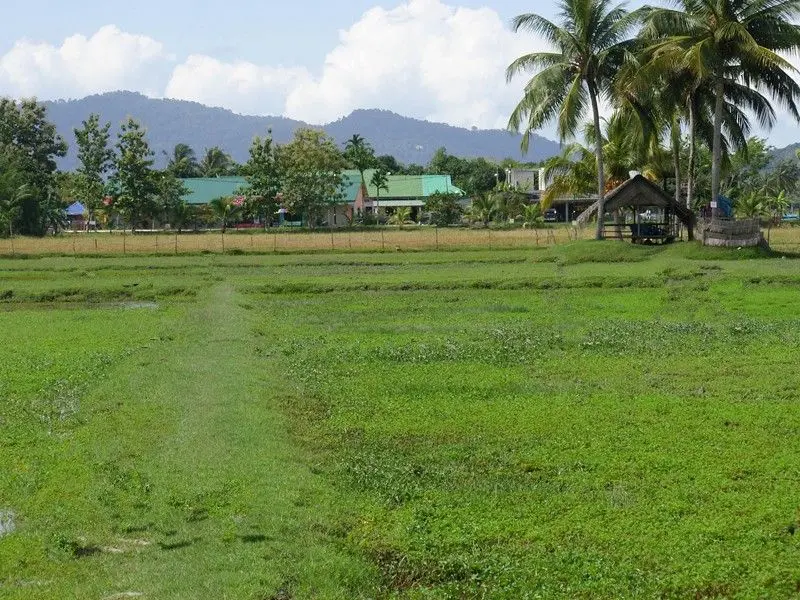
[1, 284, 374, 599]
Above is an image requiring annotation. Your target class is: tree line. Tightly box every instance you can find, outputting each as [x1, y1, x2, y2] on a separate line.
[0, 98, 544, 235]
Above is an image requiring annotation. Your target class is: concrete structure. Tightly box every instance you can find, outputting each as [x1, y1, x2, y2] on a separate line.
[505, 168, 539, 192]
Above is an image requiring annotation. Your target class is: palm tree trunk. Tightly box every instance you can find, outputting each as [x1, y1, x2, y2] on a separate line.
[687, 96, 697, 211]
[671, 117, 681, 207]
[711, 79, 724, 220]
[588, 84, 606, 240]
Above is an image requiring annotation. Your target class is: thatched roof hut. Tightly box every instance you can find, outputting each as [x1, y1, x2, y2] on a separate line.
[578, 175, 695, 242]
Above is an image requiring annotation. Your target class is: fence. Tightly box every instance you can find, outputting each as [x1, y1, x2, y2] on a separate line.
[1, 226, 592, 257]
[699, 218, 763, 248]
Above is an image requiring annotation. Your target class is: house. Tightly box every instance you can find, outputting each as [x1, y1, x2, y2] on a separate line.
[65, 201, 86, 230]
[342, 169, 465, 224]
[505, 168, 541, 194]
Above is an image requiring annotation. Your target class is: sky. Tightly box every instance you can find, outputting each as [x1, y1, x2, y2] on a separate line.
[1, 0, 799, 147]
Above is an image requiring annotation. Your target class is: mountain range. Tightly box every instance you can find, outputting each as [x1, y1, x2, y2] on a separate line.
[42, 92, 562, 171]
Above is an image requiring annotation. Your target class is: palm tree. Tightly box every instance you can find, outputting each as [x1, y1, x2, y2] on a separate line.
[506, 0, 640, 239]
[641, 0, 800, 219]
[344, 134, 376, 194]
[166, 143, 200, 178]
[199, 147, 234, 178]
[614, 59, 688, 204]
[370, 168, 389, 219]
[209, 197, 240, 232]
[522, 204, 545, 229]
[541, 142, 597, 211]
[735, 191, 766, 219]
[468, 194, 497, 226]
[543, 113, 648, 212]
[388, 206, 411, 227]
[493, 183, 527, 222]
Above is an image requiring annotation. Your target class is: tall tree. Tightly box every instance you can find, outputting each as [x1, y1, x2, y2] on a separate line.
[375, 154, 403, 174]
[166, 143, 200, 178]
[242, 131, 282, 227]
[0, 151, 29, 237]
[199, 146, 234, 177]
[370, 168, 389, 217]
[642, 0, 800, 219]
[74, 113, 114, 222]
[281, 129, 347, 227]
[344, 134, 376, 194]
[155, 171, 189, 228]
[0, 98, 67, 235]
[114, 118, 157, 230]
[425, 192, 464, 226]
[506, 0, 640, 239]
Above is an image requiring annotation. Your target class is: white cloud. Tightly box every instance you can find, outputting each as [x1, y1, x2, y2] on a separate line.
[0, 25, 168, 99]
[2, 4, 800, 146]
[0, 3, 550, 133]
[165, 55, 311, 116]
[284, 0, 539, 128]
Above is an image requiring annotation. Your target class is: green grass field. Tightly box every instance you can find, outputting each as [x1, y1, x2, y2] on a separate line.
[2, 242, 800, 599]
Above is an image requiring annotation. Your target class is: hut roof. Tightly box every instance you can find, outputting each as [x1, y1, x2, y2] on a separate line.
[604, 175, 694, 227]
[605, 175, 672, 210]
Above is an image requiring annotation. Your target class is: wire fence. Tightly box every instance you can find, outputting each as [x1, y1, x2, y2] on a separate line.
[6, 224, 798, 257]
[0, 226, 592, 257]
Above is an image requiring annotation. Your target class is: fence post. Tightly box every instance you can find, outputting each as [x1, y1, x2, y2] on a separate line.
[174, 233, 178, 254]
[94, 238, 98, 253]
[435, 226, 439, 251]
[381, 229, 385, 251]
[221, 231, 225, 254]
[123, 230, 126, 255]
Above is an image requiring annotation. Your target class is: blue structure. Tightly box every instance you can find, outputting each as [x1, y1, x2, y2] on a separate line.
[716, 195, 733, 218]
[66, 202, 86, 217]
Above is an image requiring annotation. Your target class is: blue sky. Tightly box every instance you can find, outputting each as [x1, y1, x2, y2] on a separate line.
[1, 1, 552, 64]
[1, 1, 546, 66]
[0, 0, 796, 146]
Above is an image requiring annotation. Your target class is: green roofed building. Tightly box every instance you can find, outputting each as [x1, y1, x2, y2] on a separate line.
[181, 177, 247, 205]
[343, 170, 464, 224]
[180, 172, 463, 227]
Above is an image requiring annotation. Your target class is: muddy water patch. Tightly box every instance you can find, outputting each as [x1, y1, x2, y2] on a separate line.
[117, 301, 159, 310]
[0, 300, 160, 312]
[0, 509, 16, 536]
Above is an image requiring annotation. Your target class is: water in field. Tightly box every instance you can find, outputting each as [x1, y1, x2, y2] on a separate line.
[0, 510, 16, 537]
